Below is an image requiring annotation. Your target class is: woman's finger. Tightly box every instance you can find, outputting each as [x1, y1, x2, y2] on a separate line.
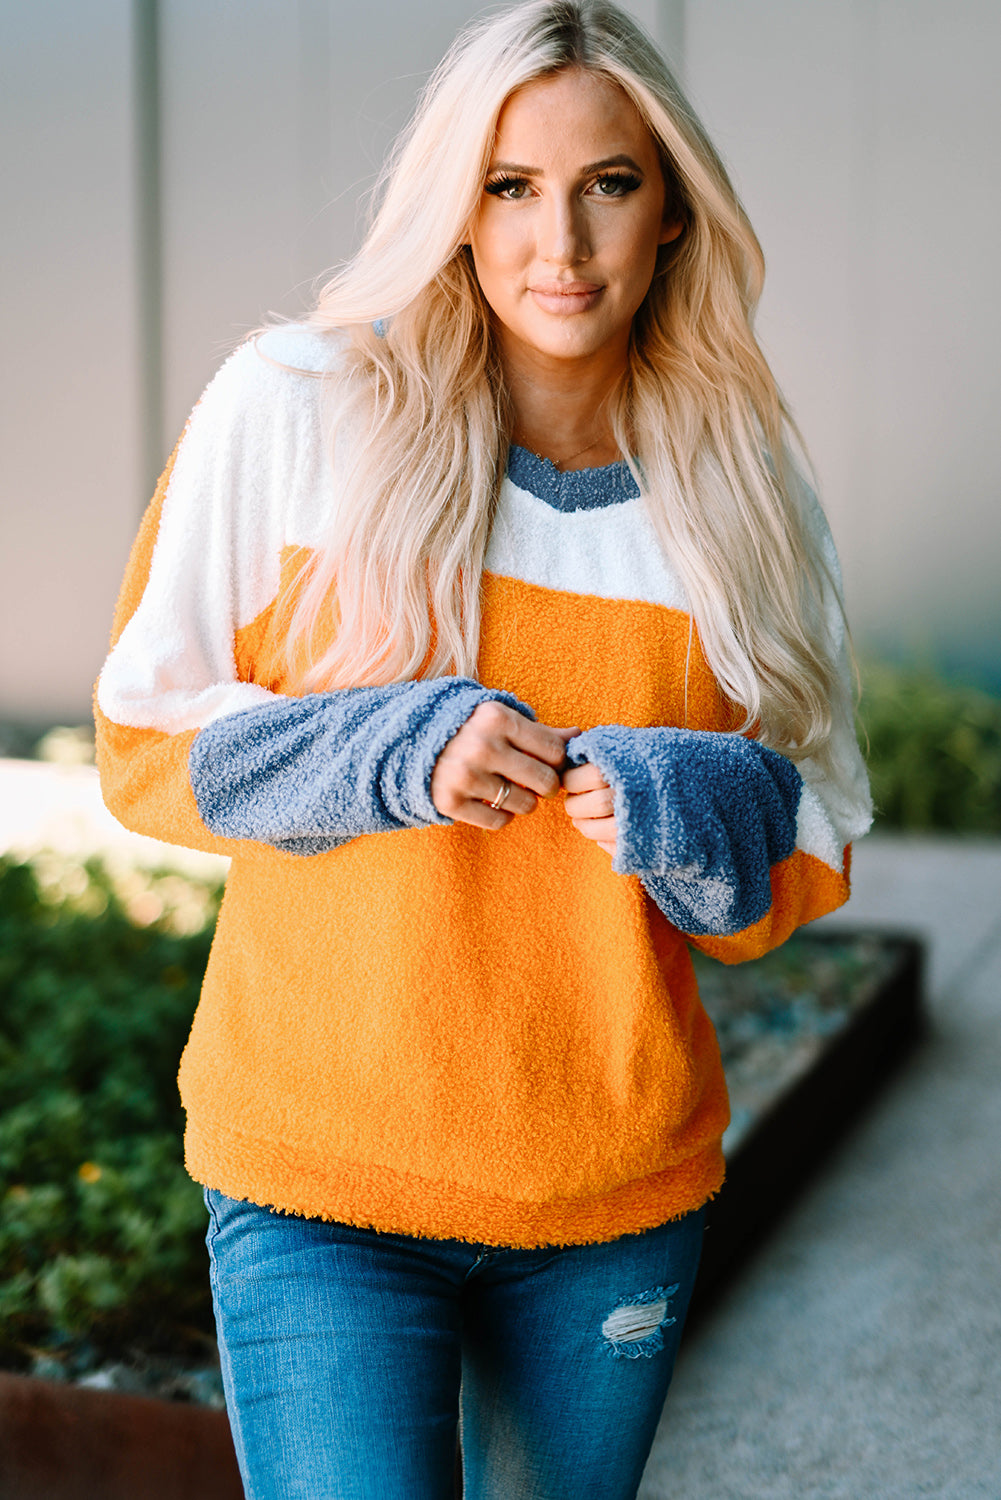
[492, 744, 563, 799]
[569, 815, 619, 847]
[433, 768, 538, 821]
[502, 711, 579, 769]
[562, 761, 609, 795]
[430, 703, 579, 825]
[466, 772, 538, 817]
[447, 800, 516, 832]
[472, 701, 570, 771]
[563, 785, 616, 820]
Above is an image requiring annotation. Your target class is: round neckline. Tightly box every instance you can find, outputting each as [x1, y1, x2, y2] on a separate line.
[505, 443, 640, 513]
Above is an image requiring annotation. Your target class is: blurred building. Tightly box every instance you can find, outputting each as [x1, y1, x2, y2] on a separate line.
[2, 0, 999, 727]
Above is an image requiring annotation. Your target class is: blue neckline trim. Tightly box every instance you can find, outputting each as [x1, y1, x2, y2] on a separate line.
[505, 443, 640, 512]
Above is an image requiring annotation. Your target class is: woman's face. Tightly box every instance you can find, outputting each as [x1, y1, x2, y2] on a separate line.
[468, 68, 682, 373]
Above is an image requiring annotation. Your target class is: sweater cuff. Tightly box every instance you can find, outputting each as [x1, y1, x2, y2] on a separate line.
[189, 677, 535, 855]
[565, 725, 677, 874]
[381, 681, 534, 826]
[565, 724, 803, 880]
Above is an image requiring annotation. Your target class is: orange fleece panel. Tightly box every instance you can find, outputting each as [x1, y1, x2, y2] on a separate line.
[689, 848, 849, 965]
[179, 576, 752, 1245]
[100, 502, 850, 1247]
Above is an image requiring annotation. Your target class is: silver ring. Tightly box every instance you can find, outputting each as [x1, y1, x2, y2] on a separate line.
[489, 779, 511, 811]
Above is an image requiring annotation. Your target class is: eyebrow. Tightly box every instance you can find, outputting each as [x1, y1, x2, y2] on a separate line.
[486, 153, 645, 177]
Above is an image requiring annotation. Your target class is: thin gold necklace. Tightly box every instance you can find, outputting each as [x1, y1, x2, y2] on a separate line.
[513, 431, 616, 471]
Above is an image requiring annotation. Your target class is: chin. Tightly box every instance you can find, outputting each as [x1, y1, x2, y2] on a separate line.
[521, 317, 624, 363]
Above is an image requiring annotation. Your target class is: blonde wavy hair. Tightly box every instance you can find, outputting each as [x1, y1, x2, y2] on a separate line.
[288, 0, 851, 780]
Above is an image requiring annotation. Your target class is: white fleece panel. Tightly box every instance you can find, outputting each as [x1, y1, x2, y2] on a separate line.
[485, 477, 690, 611]
[786, 476, 872, 856]
[98, 326, 341, 735]
[795, 783, 845, 868]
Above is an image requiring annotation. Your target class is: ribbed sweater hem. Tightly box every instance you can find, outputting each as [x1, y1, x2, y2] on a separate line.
[184, 1119, 725, 1250]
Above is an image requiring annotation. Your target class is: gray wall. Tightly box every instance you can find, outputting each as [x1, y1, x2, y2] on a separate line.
[684, 0, 1001, 680]
[2, 0, 998, 724]
[1, 0, 142, 724]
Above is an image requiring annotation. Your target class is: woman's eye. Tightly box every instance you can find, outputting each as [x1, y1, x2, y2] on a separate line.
[590, 173, 642, 198]
[485, 177, 530, 200]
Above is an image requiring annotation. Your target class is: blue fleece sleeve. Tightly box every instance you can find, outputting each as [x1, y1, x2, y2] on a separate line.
[565, 727, 802, 935]
[189, 677, 533, 857]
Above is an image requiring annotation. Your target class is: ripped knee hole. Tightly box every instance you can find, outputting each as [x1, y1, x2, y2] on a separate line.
[601, 1284, 679, 1359]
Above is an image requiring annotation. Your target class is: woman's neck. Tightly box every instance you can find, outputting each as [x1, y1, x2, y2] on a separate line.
[501, 339, 627, 472]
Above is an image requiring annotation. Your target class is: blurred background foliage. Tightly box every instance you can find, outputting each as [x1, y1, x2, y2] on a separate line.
[0, 854, 221, 1379]
[858, 662, 1001, 834]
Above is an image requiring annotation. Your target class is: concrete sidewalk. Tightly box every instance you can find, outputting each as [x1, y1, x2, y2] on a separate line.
[641, 834, 1001, 1499]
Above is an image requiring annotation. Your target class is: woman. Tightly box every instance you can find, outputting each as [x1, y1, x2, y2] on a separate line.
[96, 2, 871, 1495]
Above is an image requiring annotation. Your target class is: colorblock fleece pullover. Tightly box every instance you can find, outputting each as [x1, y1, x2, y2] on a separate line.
[96, 325, 872, 1249]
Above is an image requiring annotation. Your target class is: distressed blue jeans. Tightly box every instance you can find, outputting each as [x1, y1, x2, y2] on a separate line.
[205, 1188, 705, 1500]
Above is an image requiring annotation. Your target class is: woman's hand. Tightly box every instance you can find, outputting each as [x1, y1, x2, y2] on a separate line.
[562, 761, 618, 857]
[431, 701, 578, 830]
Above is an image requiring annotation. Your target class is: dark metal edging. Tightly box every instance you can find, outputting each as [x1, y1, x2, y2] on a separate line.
[690, 933, 925, 1322]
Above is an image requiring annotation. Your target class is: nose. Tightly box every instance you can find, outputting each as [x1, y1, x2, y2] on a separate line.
[540, 192, 591, 266]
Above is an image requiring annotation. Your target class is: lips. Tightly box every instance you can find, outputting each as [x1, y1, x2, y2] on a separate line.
[529, 280, 604, 315]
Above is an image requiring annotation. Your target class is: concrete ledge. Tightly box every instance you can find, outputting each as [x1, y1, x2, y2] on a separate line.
[692, 932, 924, 1320]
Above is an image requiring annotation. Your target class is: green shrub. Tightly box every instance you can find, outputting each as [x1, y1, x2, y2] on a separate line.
[859, 663, 1001, 833]
[0, 854, 222, 1375]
